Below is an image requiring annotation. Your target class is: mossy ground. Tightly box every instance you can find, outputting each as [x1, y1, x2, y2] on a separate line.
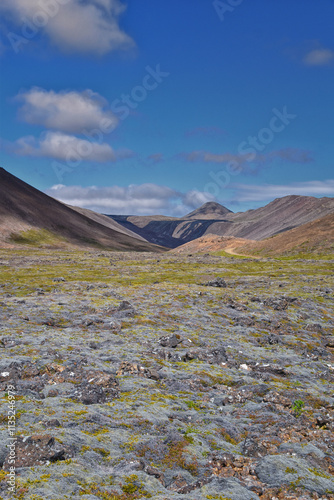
[0, 248, 333, 499]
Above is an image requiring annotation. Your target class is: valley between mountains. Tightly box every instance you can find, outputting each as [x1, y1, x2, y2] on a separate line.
[0, 168, 333, 499]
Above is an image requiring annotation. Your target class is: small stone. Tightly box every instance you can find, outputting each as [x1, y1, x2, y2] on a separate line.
[3, 434, 69, 469]
[159, 333, 182, 348]
[204, 277, 227, 287]
[44, 419, 61, 428]
[47, 389, 59, 397]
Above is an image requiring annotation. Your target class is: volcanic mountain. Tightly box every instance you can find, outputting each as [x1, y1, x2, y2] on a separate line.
[185, 201, 233, 219]
[109, 195, 334, 248]
[0, 168, 163, 251]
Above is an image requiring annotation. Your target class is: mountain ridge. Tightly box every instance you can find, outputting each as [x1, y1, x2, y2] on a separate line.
[1, 167, 334, 251]
[108, 195, 334, 247]
[171, 211, 334, 256]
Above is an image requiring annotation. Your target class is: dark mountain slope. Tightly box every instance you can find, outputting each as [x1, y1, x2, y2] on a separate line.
[0, 168, 163, 251]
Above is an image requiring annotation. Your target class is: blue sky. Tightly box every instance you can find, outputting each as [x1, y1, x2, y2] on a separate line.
[0, 0, 333, 215]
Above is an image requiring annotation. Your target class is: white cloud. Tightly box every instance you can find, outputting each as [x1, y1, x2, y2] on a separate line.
[0, 0, 134, 55]
[183, 189, 214, 207]
[15, 131, 119, 162]
[12, 88, 124, 164]
[44, 180, 334, 216]
[303, 48, 334, 66]
[45, 184, 214, 216]
[16, 88, 118, 134]
[231, 180, 334, 202]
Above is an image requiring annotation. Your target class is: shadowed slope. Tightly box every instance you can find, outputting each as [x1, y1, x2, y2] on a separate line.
[0, 168, 163, 251]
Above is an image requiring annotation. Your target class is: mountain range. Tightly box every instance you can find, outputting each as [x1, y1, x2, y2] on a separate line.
[1, 167, 333, 254]
[109, 196, 334, 248]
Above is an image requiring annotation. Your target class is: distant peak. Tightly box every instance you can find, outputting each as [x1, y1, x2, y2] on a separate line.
[201, 201, 226, 209]
[185, 201, 233, 219]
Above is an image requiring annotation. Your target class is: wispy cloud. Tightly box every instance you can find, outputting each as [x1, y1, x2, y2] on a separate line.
[263, 149, 313, 163]
[231, 180, 334, 202]
[14, 131, 131, 163]
[16, 88, 118, 134]
[181, 148, 312, 168]
[182, 189, 215, 208]
[303, 47, 334, 66]
[147, 153, 164, 164]
[46, 184, 214, 216]
[182, 151, 246, 164]
[0, 0, 134, 55]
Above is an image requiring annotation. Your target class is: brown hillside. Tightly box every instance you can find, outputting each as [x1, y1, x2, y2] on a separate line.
[235, 213, 334, 255]
[171, 234, 254, 254]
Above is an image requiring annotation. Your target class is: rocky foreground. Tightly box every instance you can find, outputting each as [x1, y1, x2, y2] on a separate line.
[0, 249, 333, 499]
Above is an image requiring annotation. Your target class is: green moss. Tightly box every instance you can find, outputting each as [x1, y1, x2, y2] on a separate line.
[206, 495, 233, 500]
[291, 399, 305, 417]
[122, 475, 140, 494]
[98, 448, 111, 458]
[185, 400, 201, 411]
[308, 467, 332, 479]
[121, 475, 151, 497]
[285, 467, 297, 474]
[161, 438, 199, 475]
[82, 427, 110, 436]
[289, 476, 303, 491]
[219, 429, 238, 446]
[9, 229, 67, 247]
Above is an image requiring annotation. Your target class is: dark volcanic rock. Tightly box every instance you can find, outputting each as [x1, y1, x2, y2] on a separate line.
[204, 277, 227, 288]
[3, 435, 71, 469]
[159, 333, 183, 348]
[67, 370, 119, 404]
